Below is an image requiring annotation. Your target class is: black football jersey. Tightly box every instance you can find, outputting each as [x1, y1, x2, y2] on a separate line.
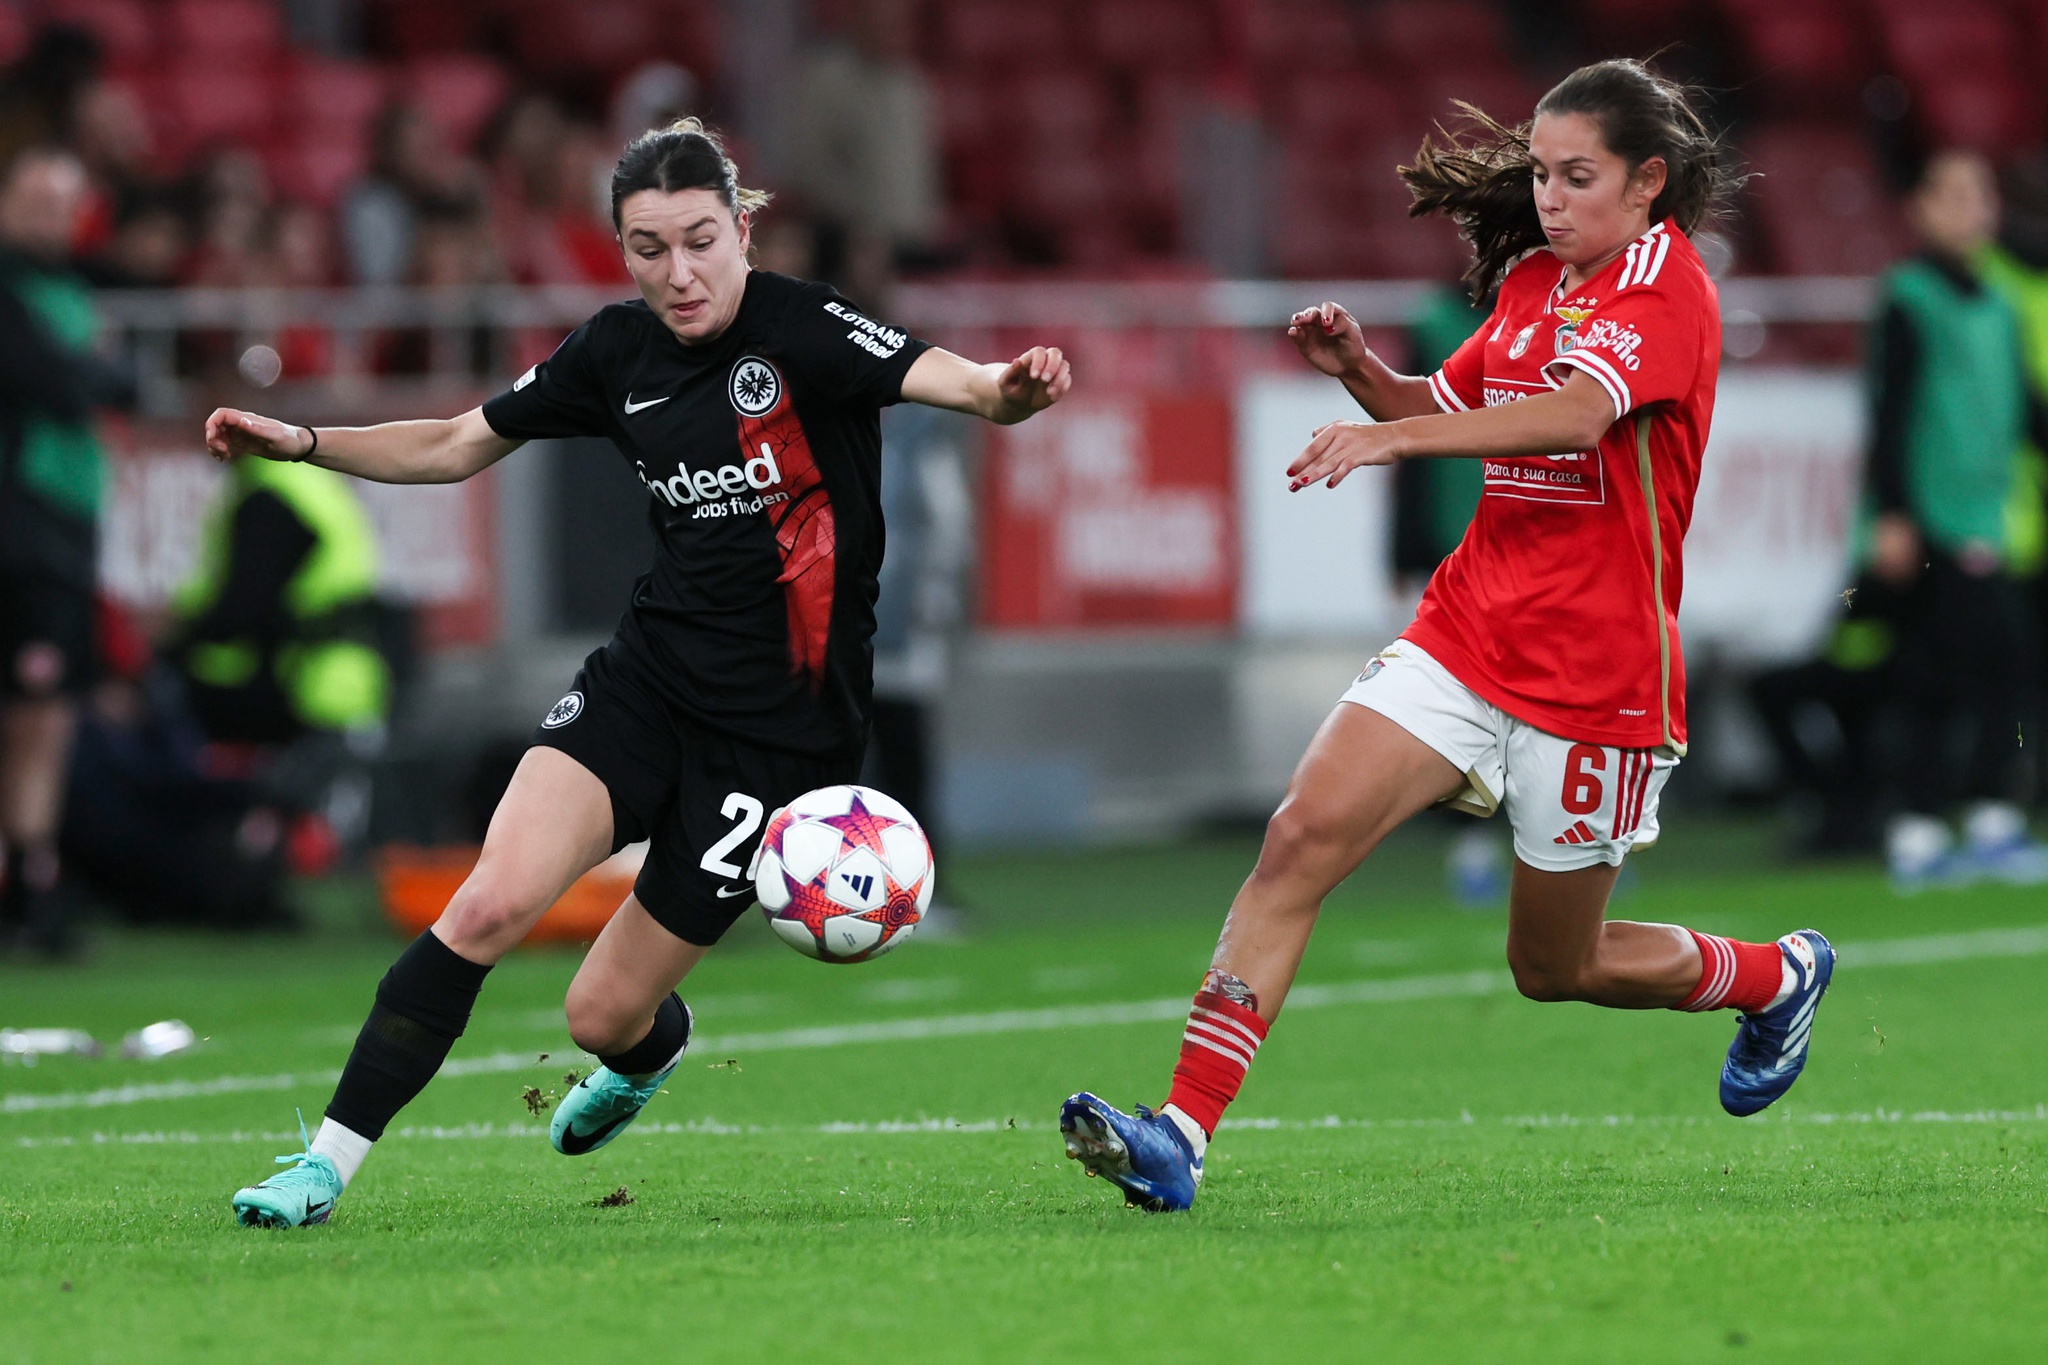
[482, 270, 932, 752]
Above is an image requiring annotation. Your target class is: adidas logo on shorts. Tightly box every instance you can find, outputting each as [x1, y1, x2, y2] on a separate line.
[1554, 820, 1597, 846]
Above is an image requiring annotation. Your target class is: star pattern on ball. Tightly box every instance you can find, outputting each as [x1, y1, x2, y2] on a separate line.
[814, 793, 894, 857]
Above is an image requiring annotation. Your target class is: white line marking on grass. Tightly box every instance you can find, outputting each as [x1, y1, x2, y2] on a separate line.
[15, 1104, 2048, 1149]
[8, 923, 2048, 1116]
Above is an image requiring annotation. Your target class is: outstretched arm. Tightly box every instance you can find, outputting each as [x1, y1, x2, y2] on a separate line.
[1286, 370, 1618, 490]
[899, 345, 1071, 424]
[1288, 302, 1441, 422]
[202, 406, 521, 484]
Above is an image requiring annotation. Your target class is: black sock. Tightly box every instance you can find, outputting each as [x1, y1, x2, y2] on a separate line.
[325, 931, 491, 1140]
[599, 992, 690, 1077]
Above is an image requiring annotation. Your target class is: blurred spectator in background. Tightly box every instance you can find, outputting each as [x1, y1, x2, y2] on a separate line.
[610, 62, 699, 152]
[483, 94, 628, 286]
[67, 77, 156, 258]
[0, 24, 100, 172]
[168, 457, 388, 749]
[82, 188, 188, 289]
[341, 103, 484, 287]
[1869, 150, 2048, 888]
[788, 0, 941, 272]
[185, 147, 274, 288]
[0, 145, 133, 958]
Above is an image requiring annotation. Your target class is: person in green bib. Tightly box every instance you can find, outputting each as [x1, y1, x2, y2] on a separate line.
[170, 457, 389, 748]
[1868, 149, 2048, 887]
[0, 146, 130, 958]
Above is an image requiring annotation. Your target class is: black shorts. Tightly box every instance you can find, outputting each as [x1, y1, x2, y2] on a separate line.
[0, 567, 95, 701]
[531, 643, 862, 946]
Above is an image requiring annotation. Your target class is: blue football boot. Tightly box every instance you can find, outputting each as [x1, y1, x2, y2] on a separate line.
[232, 1112, 344, 1228]
[551, 1006, 691, 1156]
[1059, 1092, 1201, 1212]
[1720, 930, 1834, 1117]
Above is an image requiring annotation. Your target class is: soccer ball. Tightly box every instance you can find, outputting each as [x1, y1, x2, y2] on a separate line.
[753, 785, 934, 962]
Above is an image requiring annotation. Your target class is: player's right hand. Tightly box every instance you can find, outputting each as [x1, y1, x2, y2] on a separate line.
[1287, 302, 1371, 378]
[204, 408, 312, 464]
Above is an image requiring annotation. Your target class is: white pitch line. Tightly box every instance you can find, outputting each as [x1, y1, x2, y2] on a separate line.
[6, 922, 2047, 1117]
[13, 1104, 2048, 1150]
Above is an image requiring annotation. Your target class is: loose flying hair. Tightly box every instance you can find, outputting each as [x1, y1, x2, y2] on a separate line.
[609, 116, 771, 229]
[1400, 58, 1742, 300]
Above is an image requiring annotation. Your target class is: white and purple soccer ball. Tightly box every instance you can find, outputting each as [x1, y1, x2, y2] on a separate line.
[753, 784, 934, 962]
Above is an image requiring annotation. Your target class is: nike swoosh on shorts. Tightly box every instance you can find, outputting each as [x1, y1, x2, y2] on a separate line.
[715, 885, 752, 899]
[623, 394, 670, 413]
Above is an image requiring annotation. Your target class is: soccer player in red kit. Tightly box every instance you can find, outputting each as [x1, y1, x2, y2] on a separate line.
[1062, 59, 1834, 1211]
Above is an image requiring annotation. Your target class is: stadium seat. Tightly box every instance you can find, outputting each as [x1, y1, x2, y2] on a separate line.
[1415, 64, 1545, 132]
[1083, 0, 1215, 75]
[150, 66, 277, 158]
[1272, 72, 1416, 160]
[401, 54, 511, 151]
[1719, 1, 1872, 116]
[1742, 123, 1909, 275]
[1005, 71, 1117, 148]
[1910, 78, 2042, 153]
[1361, 0, 1510, 68]
[265, 135, 371, 209]
[1572, 0, 1693, 55]
[365, 0, 485, 57]
[0, 4, 27, 66]
[508, 0, 659, 81]
[1231, 0, 1360, 74]
[44, 0, 156, 71]
[281, 56, 389, 145]
[938, 1, 1070, 70]
[163, 0, 282, 58]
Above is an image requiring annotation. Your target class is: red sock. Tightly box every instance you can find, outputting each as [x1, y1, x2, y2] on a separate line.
[1163, 989, 1269, 1137]
[1676, 931, 1784, 1013]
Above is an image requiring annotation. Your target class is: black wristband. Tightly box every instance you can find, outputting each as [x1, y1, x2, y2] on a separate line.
[293, 425, 318, 462]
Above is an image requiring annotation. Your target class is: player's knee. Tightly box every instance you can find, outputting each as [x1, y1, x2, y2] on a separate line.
[1506, 946, 1586, 1003]
[1257, 803, 1352, 880]
[563, 976, 642, 1055]
[434, 878, 540, 958]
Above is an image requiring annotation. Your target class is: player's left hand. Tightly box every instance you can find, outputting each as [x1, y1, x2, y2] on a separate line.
[1288, 420, 1405, 490]
[994, 346, 1070, 421]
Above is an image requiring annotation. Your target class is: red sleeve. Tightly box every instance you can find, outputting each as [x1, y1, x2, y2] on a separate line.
[1426, 308, 1495, 414]
[1544, 275, 1702, 419]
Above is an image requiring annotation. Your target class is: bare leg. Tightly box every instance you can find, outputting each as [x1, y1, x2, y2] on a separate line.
[1212, 703, 1466, 1021]
[564, 896, 711, 1054]
[431, 745, 617, 964]
[0, 696, 79, 853]
[1503, 859, 1702, 1007]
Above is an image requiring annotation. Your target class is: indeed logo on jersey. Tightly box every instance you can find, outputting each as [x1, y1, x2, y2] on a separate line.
[637, 442, 789, 513]
[824, 300, 907, 358]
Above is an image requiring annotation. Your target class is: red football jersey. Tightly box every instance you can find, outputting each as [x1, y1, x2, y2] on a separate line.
[1407, 219, 1720, 750]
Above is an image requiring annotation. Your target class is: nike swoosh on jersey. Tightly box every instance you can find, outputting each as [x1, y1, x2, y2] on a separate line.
[623, 393, 670, 414]
[714, 885, 753, 899]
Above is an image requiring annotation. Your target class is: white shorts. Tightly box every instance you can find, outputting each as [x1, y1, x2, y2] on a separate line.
[1340, 640, 1680, 873]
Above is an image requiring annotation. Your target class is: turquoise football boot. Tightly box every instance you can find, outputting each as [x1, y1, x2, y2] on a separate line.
[232, 1112, 344, 1228]
[551, 1007, 692, 1156]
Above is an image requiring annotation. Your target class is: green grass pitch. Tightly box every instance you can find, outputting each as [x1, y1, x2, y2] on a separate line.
[3, 819, 2045, 1363]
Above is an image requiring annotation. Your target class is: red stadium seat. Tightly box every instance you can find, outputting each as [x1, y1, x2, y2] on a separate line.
[1231, 0, 1360, 74]
[1721, 2, 1872, 117]
[0, 4, 28, 66]
[1083, 0, 1215, 74]
[1572, 0, 1692, 55]
[265, 135, 371, 209]
[1415, 64, 1545, 132]
[1911, 78, 2042, 154]
[1005, 71, 1117, 148]
[1361, 0, 1510, 68]
[939, 1, 1070, 71]
[401, 54, 511, 151]
[281, 56, 389, 145]
[44, 0, 156, 71]
[1742, 123, 1909, 275]
[150, 66, 277, 156]
[508, 0, 660, 80]
[366, 0, 485, 57]
[1272, 73, 1412, 153]
[163, 0, 282, 58]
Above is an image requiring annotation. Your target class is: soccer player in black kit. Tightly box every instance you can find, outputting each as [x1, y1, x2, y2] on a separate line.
[213, 120, 1070, 1227]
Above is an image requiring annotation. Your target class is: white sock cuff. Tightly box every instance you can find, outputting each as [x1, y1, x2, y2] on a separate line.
[1160, 1103, 1209, 1162]
[309, 1117, 374, 1190]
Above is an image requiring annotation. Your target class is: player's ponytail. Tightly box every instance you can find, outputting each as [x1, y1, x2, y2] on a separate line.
[1402, 58, 1741, 301]
[610, 116, 772, 228]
